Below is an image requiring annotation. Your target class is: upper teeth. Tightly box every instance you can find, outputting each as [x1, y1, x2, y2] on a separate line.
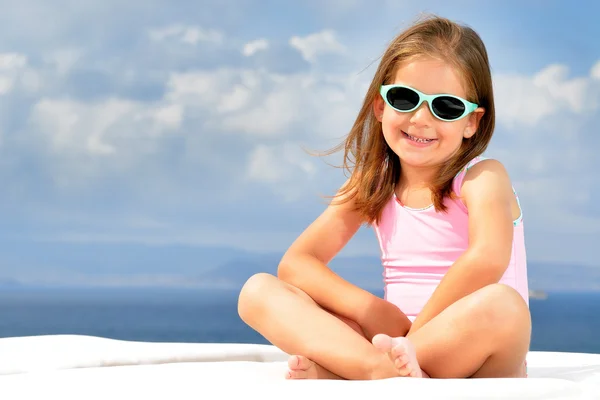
[408, 134, 433, 143]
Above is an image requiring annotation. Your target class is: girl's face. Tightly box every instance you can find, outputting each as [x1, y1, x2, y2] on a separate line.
[374, 56, 484, 172]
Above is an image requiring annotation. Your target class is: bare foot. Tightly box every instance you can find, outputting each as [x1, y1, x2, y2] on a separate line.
[285, 355, 342, 380]
[372, 334, 426, 378]
[286, 355, 318, 379]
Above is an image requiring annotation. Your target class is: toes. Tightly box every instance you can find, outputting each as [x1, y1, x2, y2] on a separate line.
[372, 334, 408, 356]
[373, 335, 423, 378]
[396, 363, 415, 377]
[372, 333, 393, 352]
[390, 337, 422, 378]
[394, 357, 412, 375]
[373, 335, 407, 366]
[295, 356, 313, 370]
[394, 354, 408, 368]
[287, 355, 300, 369]
[286, 369, 308, 379]
[287, 355, 312, 370]
[286, 355, 315, 379]
[391, 341, 409, 359]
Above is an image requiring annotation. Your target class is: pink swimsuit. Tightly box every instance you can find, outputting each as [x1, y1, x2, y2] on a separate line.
[372, 156, 529, 321]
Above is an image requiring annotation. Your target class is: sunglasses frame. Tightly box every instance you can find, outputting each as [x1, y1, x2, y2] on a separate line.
[380, 84, 479, 122]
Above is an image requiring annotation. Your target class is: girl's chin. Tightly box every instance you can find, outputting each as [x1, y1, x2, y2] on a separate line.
[393, 152, 447, 170]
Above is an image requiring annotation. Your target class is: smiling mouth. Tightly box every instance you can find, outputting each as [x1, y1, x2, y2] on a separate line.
[402, 131, 436, 143]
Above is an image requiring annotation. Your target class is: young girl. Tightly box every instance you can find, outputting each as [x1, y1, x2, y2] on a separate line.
[237, 15, 531, 380]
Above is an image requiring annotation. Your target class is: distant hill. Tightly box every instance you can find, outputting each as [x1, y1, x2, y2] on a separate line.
[0, 241, 260, 279]
[0, 278, 25, 289]
[199, 254, 384, 291]
[200, 256, 278, 287]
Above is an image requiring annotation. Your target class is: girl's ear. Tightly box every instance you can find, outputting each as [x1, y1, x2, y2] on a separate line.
[464, 107, 485, 138]
[373, 94, 385, 122]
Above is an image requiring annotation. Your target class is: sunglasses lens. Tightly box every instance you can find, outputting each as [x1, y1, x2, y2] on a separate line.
[386, 86, 420, 111]
[432, 97, 466, 120]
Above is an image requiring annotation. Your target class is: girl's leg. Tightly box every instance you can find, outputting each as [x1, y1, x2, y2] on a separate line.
[373, 283, 531, 379]
[237, 273, 403, 380]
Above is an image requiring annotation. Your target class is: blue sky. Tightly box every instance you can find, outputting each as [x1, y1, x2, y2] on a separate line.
[0, 0, 599, 284]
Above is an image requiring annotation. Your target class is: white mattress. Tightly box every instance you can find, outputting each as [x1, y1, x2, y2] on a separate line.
[0, 334, 598, 399]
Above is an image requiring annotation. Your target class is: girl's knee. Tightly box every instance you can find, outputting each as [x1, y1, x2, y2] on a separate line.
[237, 273, 278, 319]
[470, 284, 531, 333]
[475, 284, 526, 307]
[238, 273, 314, 322]
[240, 273, 277, 296]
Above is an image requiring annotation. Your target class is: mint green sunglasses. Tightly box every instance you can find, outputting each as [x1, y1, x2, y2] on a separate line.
[380, 84, 478, 121]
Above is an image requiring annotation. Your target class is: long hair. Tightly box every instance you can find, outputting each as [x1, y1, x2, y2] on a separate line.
[324, 15, 496, 225]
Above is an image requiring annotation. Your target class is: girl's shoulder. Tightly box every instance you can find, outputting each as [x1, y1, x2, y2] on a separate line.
[453, 156, 523, 227]
[452, 156, 512, 197]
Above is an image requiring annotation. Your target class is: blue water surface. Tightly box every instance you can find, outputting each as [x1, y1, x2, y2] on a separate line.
[0, 288, 598, 354]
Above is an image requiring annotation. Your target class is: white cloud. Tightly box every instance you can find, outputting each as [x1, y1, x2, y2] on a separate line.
[162, 66, 365, 141]
[148, 24, 224, 45]
[43, 49, 83, 76]
[289, 30, 346, 63]
[248, 142, 316, 183]
[494, 63, 600, 128]
[247, 142, 318, 201]
[31, 98, 133, 156]
[0, 53, 27, 69]
[0, 52, 35, 95]
[216, 83, 252, 113]
[592, 61, 600, 80]
[22, 94, 190, 192]
[12, 59, 362, 201]
[165, 69, 238, 108]
[0, 76, 13, 94]
[242, 39, 269, 56]
[154, 104, 183, 129]
[218, 80, 303, 137]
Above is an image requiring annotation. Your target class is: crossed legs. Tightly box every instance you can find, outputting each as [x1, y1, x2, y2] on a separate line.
[237, 273, 530, 380]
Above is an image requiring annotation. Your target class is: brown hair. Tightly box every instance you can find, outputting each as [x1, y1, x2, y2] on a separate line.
[324, 14, 495, 224]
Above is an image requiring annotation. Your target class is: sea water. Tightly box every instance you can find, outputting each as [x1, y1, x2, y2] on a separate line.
[0, 287, 598, 354]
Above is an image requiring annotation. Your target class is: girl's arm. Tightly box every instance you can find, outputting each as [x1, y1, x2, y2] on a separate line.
[278, 181, 411, 339]
[408, 159, 518, 334]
